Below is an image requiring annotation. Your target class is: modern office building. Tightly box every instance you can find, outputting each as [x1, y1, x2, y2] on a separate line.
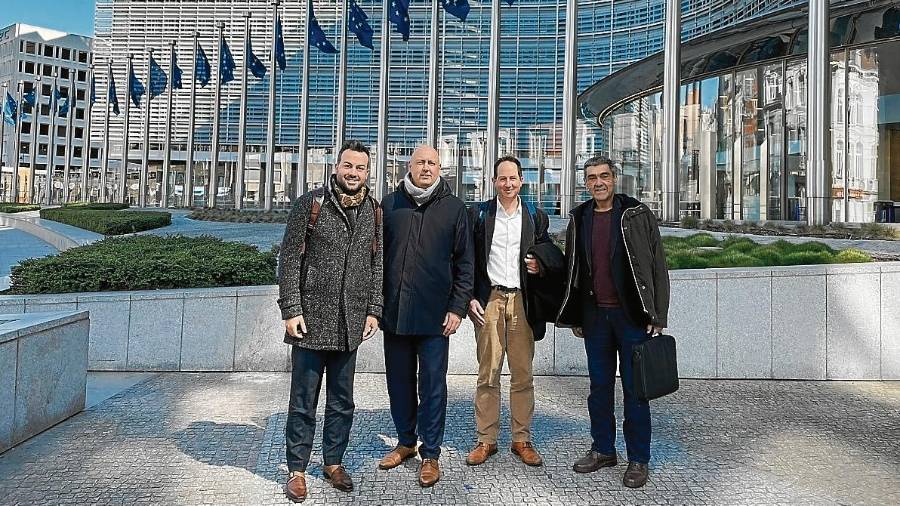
[581, 0, 900, 223]
[0, 24, 93, 203]
[2, 0, 802, 214]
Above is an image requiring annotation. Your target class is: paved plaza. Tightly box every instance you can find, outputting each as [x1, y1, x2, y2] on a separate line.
[0, 373, 898, 505]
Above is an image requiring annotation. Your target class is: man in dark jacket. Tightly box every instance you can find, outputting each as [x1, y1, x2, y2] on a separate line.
[556, 155, 670, 489]
[378, 144, 474, 488]
[277, 140, 383, 503]
[465, 156, 552, 468]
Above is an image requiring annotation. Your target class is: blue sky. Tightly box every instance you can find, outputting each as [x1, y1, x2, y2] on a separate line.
[1, 0, 94, 36]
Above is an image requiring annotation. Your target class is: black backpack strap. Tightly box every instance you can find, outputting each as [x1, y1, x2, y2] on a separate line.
[299, 187, 326, 255]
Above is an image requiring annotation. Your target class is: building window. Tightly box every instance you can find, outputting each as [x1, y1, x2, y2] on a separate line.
[61, 48, 71, 60]
[78, 51, 88, 63]
[74, 146, 83, 158]
[22, 122, 31, 135]
[40, 104, 50, 116]
[56, 145, 66, 157]
[61, 68, 70, 80]
[42, 84, 52, 96]
[43, 44, 54, 57]
[42, 65, 53, 77]
[75, 108, 85, 120]
[39, 124, 49, 135]
[76, 89, 85, 101]
[23, 61, 35, 75]
[24, 41, 36, 54]
[77, 70, 86, 82]
[57, 125, 66, 137]
[75, 127, 84, 139]
[39, 143, 48, 155]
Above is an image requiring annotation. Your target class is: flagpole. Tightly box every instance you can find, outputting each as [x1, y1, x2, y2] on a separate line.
[140, 49, 154, 208]
[45, 72, 58, 206]
[335, 0, 349, 160]
[101, 62, 112, 203]
[297, 0, 311, 199]
[560, 0, 577, 216]
[185, 33, 200, 208]
[62, 73, 76, 204]
[426, 0, 440, 147]
[236, 12, 251, 211]
[28, 76, 40, 204]
[121, 54, 134, 204]
[264, 0, 281, 211]
[209, 21, 225, 209]
[11, 83, 23, 203]
[81, 64, 94, 202]
[0, 84, 6, 201]
[375, 1, 391, 201]
[485, 0, 501, 201]
[162, 42, 176, 209]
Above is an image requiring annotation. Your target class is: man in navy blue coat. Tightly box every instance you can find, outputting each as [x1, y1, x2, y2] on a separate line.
[377, 145, 474, 488]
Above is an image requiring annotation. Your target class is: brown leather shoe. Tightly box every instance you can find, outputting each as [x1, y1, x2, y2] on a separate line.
[511, 441, 543, 466]
[378, 444, 417, 470]
[623, 461, 649, 488]
[285, 471, 307, 503]
[418, 458, 441, 487]
[323, 464, 354, 492]
[466, 442, 498, 466]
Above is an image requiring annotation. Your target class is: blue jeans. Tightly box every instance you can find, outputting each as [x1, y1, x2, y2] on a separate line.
[285, 346, 358, 472]
[583, 305, 652, 464]
[383, 332, 450, 460]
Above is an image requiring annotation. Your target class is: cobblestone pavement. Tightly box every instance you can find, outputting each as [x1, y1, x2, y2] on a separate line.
[1, 374, 898, 505]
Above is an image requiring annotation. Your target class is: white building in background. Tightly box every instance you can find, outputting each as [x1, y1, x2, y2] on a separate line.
[0, 23, 92, 203]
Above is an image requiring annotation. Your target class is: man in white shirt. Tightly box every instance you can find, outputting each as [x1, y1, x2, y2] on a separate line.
[466, 156, 552, 467]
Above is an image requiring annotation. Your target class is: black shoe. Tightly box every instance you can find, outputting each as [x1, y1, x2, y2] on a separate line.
[623, 461, 649, 488]
[572, 450, 617, 473]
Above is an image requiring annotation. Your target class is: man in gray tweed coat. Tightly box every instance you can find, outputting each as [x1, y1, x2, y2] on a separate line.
[277, 140, 383, 503]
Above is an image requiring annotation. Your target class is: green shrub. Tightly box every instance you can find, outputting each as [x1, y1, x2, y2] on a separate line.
[709, 252, 766, 268]
[750, 245, 785, 266]
[680, 215, 699, 229]
[189, 208, 291, 223]
[686, 233, 720, 248]
[834, 248, 872, 263]
[781, 251, 834, 266]
[722, 237, 756, 253]
[63, 202, 130, 211]
[5, 235, 277, 294]
[0, 203, 41, 213]
[789, 241, 835, 255]
[40, 208, 171, 235]
[666, 251, 710, 270]
[860, 222, 898, 240]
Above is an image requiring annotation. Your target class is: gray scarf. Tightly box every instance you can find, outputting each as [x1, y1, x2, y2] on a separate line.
[403, 173, 441, 206]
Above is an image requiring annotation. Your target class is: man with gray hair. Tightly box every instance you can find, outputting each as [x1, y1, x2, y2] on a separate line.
[556, 155, 670, 488]
[378, 145, 474, 488]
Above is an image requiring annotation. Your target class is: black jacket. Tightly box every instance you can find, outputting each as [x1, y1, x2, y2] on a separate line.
[468, 198, 561, 341]
[381, 178, 474, 336]
[556, 194, 670, 329]
[277, 181, 383, 352]
[524, 240, 566, 338]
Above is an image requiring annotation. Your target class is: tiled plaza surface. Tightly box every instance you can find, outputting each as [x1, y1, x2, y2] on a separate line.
[0, 373, 898, 505]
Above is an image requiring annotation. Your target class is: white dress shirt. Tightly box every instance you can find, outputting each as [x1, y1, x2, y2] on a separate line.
[487, 198, 523, 289]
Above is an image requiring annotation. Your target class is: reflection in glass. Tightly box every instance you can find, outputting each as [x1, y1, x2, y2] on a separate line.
[784, 61, 808, 221]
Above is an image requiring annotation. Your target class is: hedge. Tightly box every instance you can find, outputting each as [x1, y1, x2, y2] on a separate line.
[189, 208, 291, 223]
[39, 207, 171, 235]
[63, 202, 130, 211]
[5, 235, 277, 294]
[0, 203, 41, 213]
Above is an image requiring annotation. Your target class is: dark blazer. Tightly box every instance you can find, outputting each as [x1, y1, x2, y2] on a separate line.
[277, 180, 383, 352]
[381, 178, 474, 336]
[556, 193, 670, 329]
[468, 198, 557, 340]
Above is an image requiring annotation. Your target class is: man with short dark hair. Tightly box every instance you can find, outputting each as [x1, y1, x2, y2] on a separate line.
[277, 139, 383, 503]
[465, 155, 553, 468]
[557, 155, 670, 489]
[378, 144, 474, 488]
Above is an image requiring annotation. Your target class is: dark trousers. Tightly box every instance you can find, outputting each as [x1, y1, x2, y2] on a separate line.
[583, 305, 652, 464]
[285, 345, 358, 472]
[383, 332, 450, 460]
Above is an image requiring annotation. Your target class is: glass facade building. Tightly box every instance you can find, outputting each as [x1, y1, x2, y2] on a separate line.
[3, 0, 799, 212]
[581, 0, 900, 223]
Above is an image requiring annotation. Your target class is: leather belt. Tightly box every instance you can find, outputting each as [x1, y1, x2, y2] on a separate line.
[492, 285, 520, 293]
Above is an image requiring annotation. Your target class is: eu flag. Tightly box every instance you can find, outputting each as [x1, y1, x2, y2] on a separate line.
[23, 90, 36, 109]
[220, 39, 237, 85]
[389, 0, 410, 41]
[441, 0, 470, 22]
[348, 0, 374, 50]
[309, 2, 339, 54]
[275, 19, 286, 71]
[58, 95, 71, 117]
[90, 76, 97, 104]
[2, 91, 16, 125]
[109, 73, 120, 115]
[53, 87, 62, 112]
[196, 44, 211, 87]
[172, 56, 183, 90]
[246, 37, 267, 79]
[129, 66, 145, 107]
[149, 55, 168, 98]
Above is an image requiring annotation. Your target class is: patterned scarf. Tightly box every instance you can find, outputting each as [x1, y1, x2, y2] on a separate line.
[332, 176, 368, 208]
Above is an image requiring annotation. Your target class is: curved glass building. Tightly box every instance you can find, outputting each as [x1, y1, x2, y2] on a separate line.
[580, 0, 900, 223]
